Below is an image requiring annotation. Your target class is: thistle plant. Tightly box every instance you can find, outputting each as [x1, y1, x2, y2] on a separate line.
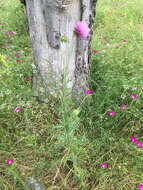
[52, 20, 90, 145]
[50, 21, 91, 188]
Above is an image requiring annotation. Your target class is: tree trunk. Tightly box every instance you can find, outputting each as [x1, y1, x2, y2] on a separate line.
[25, 0, 97, 105]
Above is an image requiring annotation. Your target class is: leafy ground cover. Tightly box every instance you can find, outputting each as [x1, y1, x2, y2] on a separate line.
[0, 0, 143, 189]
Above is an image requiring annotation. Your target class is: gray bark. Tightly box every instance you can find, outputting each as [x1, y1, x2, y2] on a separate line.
[25, 0, 97, 105]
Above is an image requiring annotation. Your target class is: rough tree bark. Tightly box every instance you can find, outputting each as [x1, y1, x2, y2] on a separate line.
[25, 0, 97, 105]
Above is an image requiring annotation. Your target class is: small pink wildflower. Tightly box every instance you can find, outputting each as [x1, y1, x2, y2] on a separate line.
[131, 94, 136, 100]
[75, 21, 89, 39]
[104, 37, 107, 40]
[104, 41, 108, 45]
[5, 41, 9, 44]
[16, 59, 20, 63]
[109, 111, 115, 116]
[13, 107, 20, 112]
[115, 45, 119, 48]
[16, 54, 21, 58]
[93, 49, 98, 54]
[121, 104, 126, 109]
[86, 89, 92, 94]
[139, 184, 143, 190]
[136, 141, 143, 148]
[25, 78, 30, 81]
[26, 26, 29, 31]
[123, 40, 127, 43]
[6, 159, 13, 165]
[2, 44, 6, 48]
[2, 74, 6, 78]
[9, 30, 16, 35]
[131, 136, 137, 143]
[5, 32, 9, 36]
[102, 162, 107, 168]
[7, 46, 11, 49]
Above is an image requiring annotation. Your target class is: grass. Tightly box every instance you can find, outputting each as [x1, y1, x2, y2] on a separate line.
[0, 0, 143, 189]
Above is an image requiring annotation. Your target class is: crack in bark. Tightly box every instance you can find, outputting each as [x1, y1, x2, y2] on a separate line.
[44, 0, 62, 49]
